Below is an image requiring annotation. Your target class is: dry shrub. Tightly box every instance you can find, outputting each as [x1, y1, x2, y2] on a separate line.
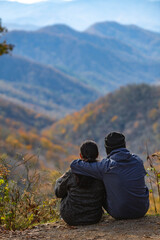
[0, 153, 61, 230]
[146, 151, 160, 215]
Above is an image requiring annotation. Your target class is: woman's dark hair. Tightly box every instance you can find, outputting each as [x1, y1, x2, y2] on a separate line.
[80, 140, 99, 162]
[76, 140, 99, 188]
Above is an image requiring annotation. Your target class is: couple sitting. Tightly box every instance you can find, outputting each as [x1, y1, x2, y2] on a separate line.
[55, 132, 149, 225]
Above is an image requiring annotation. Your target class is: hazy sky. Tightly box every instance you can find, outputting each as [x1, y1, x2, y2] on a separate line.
[7, 0, 73, 2]
[6, 0, 160, 3]
[8, 0, 47, 3]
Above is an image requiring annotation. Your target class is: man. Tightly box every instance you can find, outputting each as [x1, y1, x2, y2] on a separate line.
[70, 132, 149, 219]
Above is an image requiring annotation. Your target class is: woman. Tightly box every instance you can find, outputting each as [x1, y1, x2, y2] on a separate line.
[55, 140, 106, 226]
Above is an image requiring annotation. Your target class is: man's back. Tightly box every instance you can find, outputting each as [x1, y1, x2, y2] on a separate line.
[71, 148, 149, 219]
[99, 148, 149, 219]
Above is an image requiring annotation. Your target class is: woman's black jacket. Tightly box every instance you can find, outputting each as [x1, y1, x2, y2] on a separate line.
[55, 170, 105, 226]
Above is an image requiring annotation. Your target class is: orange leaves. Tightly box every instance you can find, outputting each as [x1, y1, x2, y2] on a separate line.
[26, 145, 33, 150]
[19, 130, 30, 144]
[148, 108, 158, 120]
[73, 111, 93, 132]
[152, 122, 158, 133]
[0, 164, 10, 178]
[110, 115, 118, 122]
[52, 144, 65, 153]
[5, 135, 23, 149]
[19, 130, 39, 146]
[60, 127, 66, 134]
[40, 137, 53, 149]
[133, 121, 139, 129]
[35, 113, 42, 119]
[40, 137, 64, 153]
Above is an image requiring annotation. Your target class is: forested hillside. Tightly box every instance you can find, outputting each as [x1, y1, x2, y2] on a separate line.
[1, 84, 160, 167]
[43, 84, 160, 156]
[0, 55, 98, 118]
[0, 97, 78, 169]
[0, 97, 55, 130]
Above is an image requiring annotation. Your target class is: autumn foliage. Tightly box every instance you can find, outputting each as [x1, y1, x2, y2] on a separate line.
[44, 84, 160, 155]
[0, 98, 79, 170]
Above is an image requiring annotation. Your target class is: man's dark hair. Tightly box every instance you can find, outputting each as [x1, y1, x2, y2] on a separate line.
[105, 132, 126, 155]
[80, 140, 99, 162]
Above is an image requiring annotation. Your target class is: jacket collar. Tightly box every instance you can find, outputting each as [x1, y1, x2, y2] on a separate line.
[107, 148, 131, 162]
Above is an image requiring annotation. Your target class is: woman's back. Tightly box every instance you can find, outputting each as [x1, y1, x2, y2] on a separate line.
[55, 170, 105, 226]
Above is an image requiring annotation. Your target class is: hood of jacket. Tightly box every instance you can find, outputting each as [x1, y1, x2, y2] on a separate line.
[108, 148, 133, 162]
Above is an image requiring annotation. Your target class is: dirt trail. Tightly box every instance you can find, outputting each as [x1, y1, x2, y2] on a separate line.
[1, 215, 160, 240]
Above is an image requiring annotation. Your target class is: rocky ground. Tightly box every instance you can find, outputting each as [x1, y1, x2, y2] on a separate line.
[1, 215, 160, 240]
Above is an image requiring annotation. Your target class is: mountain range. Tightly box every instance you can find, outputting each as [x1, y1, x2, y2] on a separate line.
[2, 22, 160, 95]
[0, 96, 55, 130]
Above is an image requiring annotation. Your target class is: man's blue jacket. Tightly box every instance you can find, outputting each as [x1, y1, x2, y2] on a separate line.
[70, 148, 149, 219]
